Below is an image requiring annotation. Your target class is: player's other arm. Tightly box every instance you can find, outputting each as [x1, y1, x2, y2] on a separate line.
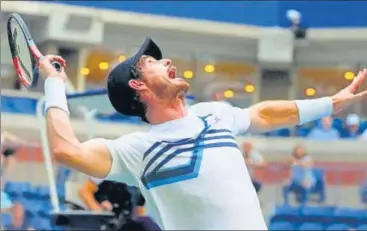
[247, 69, 367, 133]
[40, 55, 112, 178]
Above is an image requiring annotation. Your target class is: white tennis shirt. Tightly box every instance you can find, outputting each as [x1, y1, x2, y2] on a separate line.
[103, 102, 267, 230]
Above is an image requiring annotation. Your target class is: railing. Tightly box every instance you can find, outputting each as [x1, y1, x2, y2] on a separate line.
[2, 141, 366, 210]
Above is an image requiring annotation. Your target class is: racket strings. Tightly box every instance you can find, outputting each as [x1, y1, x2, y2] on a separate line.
[9, 19, 34, 82]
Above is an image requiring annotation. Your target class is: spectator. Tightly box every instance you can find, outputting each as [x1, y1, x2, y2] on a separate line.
[78, 178, 160, 230]
[1, 148, 27, 230]
[283, 145, 316, 204]
[307, 116, 340, 141]
[78, 178, 132, 215]
[286, 9, 307, 39]
[342, 114, 362, 139]
[242, 142, 266, 193]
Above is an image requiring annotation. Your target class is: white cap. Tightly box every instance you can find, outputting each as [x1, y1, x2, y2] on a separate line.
[346, 114, 360, 126]
[286, 9, 301, 22]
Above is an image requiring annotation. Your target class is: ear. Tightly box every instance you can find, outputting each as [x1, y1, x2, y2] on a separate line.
[128, 79, 146, 91]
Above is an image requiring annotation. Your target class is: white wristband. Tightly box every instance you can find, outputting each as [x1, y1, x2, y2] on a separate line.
[44, 77, 69, 115]
[294, 97, 333, 125]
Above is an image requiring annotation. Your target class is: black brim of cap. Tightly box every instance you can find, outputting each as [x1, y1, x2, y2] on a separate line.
[107, 37, 163, 118]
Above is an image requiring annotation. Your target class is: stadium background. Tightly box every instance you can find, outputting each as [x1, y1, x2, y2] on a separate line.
[1, 1, 366, 230]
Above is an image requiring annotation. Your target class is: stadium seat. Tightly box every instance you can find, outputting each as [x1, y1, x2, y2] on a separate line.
[32, 216, 52, 230]
[326, 223, 350, 230]
[357, 224, 367, 231]
[275, 205, 301, 216]
[298, 222, 323, 230]
[35, 185, 51, 200]
[1, 96, 38, 115]
[271, 205, 300, 223]
[270, 222, 295, 230]
[334, 208, 366, 225]
[300, 206, 334, 223]
[4, 181, 31, 200]
[301, 206, 334, 216]
[332, 118, 344, 133]
[265, 128, 291, 137]
[24, 186, 38, 199]
[1, 214, 12, 228]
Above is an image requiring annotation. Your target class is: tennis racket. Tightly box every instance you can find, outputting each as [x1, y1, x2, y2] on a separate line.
[7, 13, 62, 88]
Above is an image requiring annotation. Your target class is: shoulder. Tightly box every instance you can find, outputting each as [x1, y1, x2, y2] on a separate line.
[190, 101, 251, 135]
[104, 132, 151, 158]
[189, 101, 233, 117]
[113, 132, 148, 145]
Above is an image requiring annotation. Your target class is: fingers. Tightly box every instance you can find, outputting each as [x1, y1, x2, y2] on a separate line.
[349, 69, 367, 93]
[39, 55, 66, 68]
[355, 90, 367, 99]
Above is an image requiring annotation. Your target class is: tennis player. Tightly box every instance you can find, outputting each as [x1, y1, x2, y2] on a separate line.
[39, 38, 366, 230]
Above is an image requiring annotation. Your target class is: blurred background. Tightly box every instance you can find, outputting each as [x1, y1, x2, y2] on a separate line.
[1, 1, 366, 230]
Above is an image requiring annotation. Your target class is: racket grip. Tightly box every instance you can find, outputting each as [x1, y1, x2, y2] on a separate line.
[51, 61, 62, 72]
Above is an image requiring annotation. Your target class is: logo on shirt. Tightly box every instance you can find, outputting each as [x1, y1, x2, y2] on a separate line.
[140, 117, 239, 190]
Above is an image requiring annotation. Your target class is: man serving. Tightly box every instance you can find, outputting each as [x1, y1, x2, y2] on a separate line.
[39, 38, 366, 230]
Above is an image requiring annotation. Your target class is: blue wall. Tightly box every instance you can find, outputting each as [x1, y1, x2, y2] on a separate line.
[54, 1, 367, 28]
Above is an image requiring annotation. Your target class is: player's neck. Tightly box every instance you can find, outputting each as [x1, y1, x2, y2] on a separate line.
[146, 98, 188, 125]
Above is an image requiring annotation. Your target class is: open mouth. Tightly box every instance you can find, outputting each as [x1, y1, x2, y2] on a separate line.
[168, 66, 177, 79]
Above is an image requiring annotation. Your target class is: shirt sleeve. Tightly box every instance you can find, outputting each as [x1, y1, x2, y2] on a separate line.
[190, 101, 251, 136]
[226, 106, 252, 135]
[190, 102, 251, 135]
[101, 134, 142, 186]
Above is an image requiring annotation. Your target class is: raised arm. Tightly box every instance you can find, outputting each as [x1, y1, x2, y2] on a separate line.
[40, 55, 112, 178]
[47, 109, 111, 178]
[247, 69, 367, 133]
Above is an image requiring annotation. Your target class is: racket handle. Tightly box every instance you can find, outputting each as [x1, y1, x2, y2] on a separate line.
[51, 61, 62, 72]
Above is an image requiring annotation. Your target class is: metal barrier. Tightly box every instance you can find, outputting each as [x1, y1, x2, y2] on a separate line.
[2, 143, 366, 210]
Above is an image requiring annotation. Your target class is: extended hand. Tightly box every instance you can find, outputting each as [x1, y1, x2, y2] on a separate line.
[331, 69, 367, 114]
[38, 55, 67, 80]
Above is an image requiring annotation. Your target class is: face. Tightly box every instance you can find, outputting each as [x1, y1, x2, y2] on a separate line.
[321, 117, 332, 130]
[348, 124, 359, 133]
[129, 55, 189, 103]
[293, 146, 305, 158]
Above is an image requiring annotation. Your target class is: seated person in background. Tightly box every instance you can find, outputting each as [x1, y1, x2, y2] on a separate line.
[79, 178, 160, 230]
[1, 148, 26, 230]
[79, 178, 132, 214]
[342, 114, 362, 139]
[1, 132, 37, 229]
[284, 145, 316, 204]
[242, 142, 266, 193]
[307, 116, 340, 141]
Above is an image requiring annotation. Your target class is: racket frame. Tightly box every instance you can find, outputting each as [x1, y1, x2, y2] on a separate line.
[7, 13, 59, 88]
